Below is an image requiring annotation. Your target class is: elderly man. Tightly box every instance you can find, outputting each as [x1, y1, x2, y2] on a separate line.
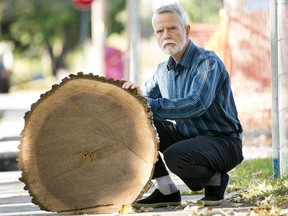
[122, 2, 243, 207]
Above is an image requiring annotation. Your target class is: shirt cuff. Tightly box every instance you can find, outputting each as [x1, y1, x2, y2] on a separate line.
[147, 98, 160, 114]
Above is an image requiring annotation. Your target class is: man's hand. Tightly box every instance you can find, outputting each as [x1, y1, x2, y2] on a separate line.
[122, 81, 143, 96]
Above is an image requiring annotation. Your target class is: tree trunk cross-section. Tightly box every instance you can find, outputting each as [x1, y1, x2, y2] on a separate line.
[18, 72, 159, 214]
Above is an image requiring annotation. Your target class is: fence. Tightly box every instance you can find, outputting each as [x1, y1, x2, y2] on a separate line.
[225, 0, 270, 86]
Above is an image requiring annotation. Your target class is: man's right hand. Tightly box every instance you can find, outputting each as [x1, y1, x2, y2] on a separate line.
[122, 81, 142, 96]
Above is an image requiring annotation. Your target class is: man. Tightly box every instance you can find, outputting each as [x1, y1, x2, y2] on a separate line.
[122, 2, 243, 207]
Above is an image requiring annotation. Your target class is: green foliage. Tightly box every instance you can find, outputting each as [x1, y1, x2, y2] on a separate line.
[180, 0, 223, 23]
[106, 0, 126, 37]
[229, 158, 288, 208]
[0, 0, 81, 75]
[230, 158, 273, 184]
[1, 0, 80, 50]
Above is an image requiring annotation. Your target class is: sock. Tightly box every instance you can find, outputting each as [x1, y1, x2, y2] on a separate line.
[206, 172, 221, 186]
[156, 175, 178, 195]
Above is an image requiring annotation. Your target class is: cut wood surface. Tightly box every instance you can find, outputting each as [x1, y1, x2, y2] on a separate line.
[18, 72, 159, 214]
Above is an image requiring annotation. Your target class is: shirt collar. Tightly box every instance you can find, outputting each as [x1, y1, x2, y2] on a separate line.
[167, 40, 196, 71]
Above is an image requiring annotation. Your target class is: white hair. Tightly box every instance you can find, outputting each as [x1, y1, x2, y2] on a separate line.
[152, 2, 188, 28]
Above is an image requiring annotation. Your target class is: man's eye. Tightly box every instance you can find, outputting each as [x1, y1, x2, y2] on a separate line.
[156, 30, 163, 34]
[170, 26, 177, 31]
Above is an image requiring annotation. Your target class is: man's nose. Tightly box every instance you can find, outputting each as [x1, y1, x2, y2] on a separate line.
[162, 29, 171, 39]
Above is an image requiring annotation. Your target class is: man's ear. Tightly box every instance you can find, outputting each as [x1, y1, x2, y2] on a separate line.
[185, 25, 190, 38]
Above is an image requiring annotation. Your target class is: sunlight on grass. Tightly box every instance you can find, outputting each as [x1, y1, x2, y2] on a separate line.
[229, 158, 288, 208]
[230, 158, 273, 184]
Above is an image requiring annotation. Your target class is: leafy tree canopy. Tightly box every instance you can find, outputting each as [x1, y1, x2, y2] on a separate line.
[0, 0, 81, 76]
[180, 0, 223, 23]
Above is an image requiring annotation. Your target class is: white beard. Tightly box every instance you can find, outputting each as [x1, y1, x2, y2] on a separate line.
[160, 38, 187, 55]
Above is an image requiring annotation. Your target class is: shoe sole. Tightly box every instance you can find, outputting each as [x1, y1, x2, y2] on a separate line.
[132, 201, 181, 208]
[200, 173, 230, 206]
[198, 199, 224, 206]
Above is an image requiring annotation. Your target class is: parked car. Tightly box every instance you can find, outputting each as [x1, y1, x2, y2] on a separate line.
[0, 62, 10, 93]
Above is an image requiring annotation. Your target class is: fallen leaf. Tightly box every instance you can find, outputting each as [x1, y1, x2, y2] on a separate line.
[120, 205, 134, 214]
[196, 200, 205, 208]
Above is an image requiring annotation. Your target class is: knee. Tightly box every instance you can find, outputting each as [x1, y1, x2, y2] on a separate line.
[163, 148, 183, 174]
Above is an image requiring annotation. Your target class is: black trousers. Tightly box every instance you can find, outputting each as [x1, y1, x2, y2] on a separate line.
[152, 119, 244, 191]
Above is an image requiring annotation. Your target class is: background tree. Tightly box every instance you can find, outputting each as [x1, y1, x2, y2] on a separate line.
[180, 0, 223, 23]
[106, 0, 126, 37]
[0, 0, 82, 76]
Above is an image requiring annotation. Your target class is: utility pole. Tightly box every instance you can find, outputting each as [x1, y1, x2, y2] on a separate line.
[91, 0, 105, 76]
[125, 0, 140, 83]
[271, 0, 280, 178]
[271, 0, 288, 178]
[277, 0, 288, 177]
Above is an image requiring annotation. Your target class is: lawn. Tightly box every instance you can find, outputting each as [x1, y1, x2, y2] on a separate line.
[229, 158, 288, 209]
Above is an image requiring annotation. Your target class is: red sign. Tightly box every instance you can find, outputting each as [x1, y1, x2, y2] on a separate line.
[72, 0, 93, 10]
[105, 46, 124, 80]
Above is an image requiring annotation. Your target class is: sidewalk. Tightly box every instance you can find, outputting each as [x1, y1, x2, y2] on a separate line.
[0, 170, 255, 216]
[0, 91, 39, 172]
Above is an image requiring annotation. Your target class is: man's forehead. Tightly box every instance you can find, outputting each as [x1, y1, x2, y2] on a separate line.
[153, 13, 182, 28]
[154, 11, 179, 19]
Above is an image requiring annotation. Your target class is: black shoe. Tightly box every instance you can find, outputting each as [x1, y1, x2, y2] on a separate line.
[200, 173, 230, 206]
[132, 189, 181, 208]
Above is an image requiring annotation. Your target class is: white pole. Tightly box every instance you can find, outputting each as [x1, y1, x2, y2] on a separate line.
[270, 0, 280, 178]
[91, 0, 105, 76]
[278, 0, 288, 177]
[125, 0, 140, 83]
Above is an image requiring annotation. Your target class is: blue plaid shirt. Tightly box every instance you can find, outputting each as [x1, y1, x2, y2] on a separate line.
[144, 40, 242, 138]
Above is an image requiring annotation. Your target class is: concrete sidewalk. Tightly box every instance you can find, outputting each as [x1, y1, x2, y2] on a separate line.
[0, 170, 254, 216]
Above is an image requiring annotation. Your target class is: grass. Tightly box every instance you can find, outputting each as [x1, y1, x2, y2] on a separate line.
[230, 158, 274, 185]
[229, 158, 288, 209]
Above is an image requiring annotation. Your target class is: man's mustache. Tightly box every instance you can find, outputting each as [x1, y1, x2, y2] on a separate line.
[162, 40, 177, 47]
